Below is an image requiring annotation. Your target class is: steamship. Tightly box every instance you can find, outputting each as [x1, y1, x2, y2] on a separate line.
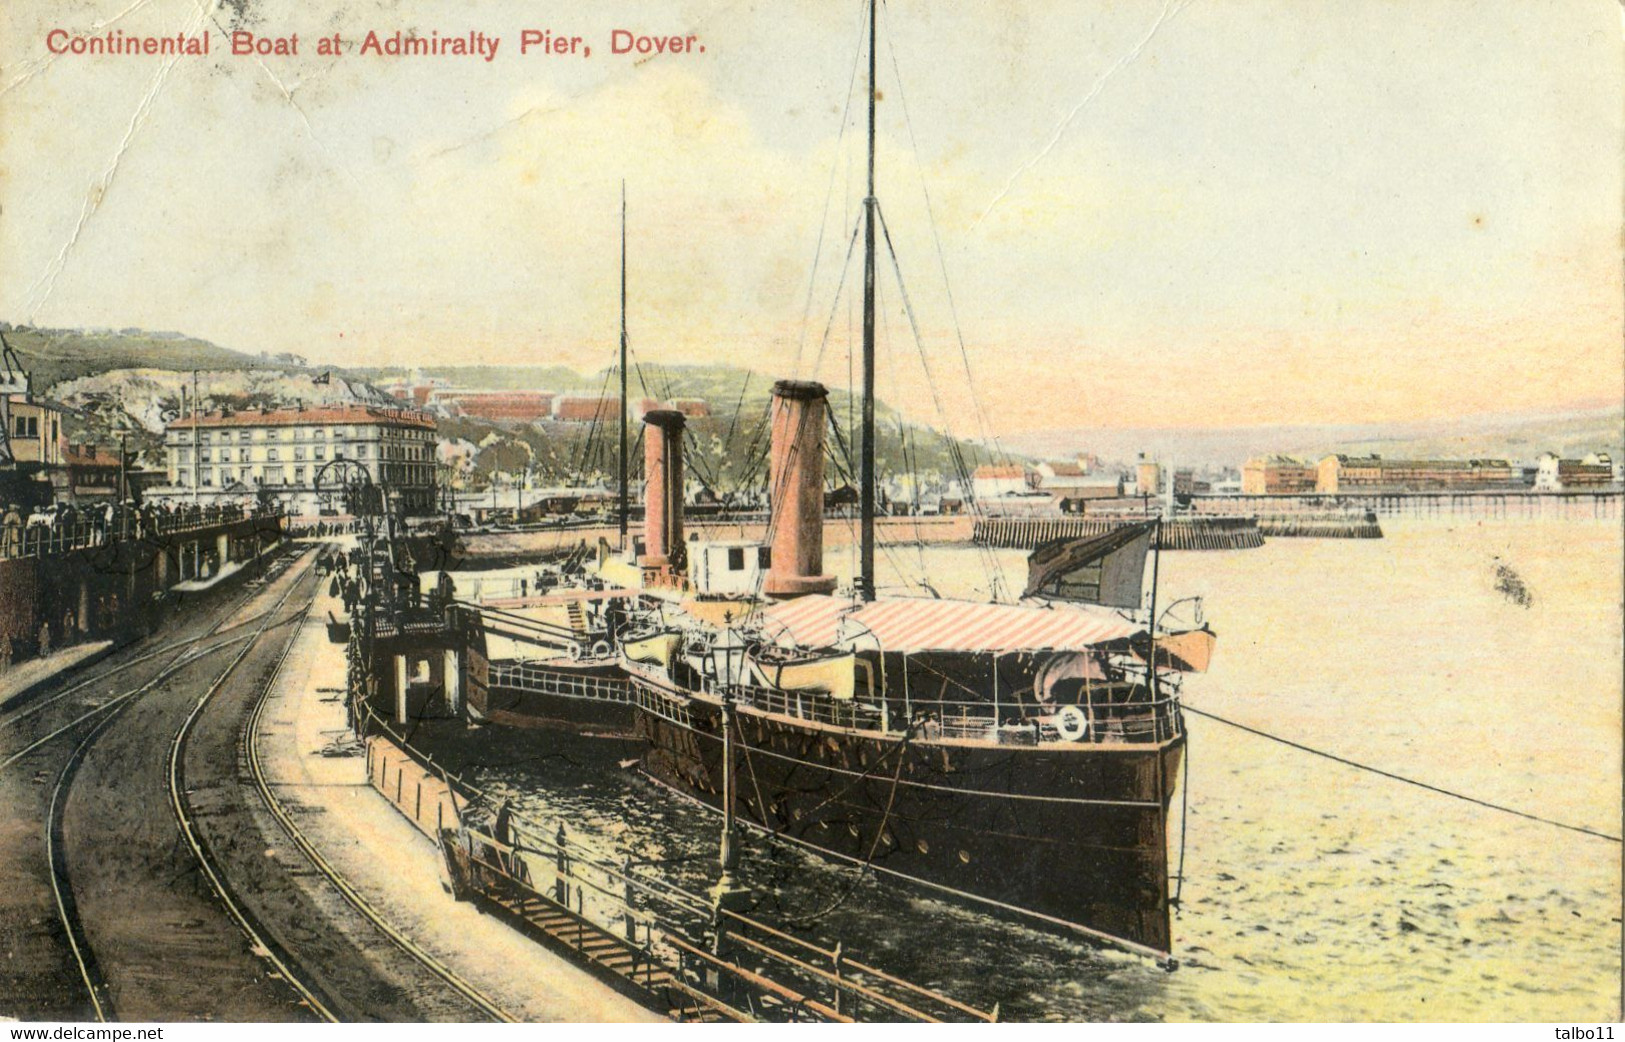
[608, 382, 1211, 958]
[469, 1, 1216, 958]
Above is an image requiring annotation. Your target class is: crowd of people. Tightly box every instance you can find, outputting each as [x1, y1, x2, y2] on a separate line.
[0, 499, 278, 559]
[318, 540, 438, 619]
[287, 518, 370, 539]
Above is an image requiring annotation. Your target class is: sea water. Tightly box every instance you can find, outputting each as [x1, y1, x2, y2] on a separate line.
[451, 517, 1621, 1021]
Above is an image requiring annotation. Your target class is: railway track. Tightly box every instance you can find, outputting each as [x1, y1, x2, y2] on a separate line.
[166, 568, 334, 1022]
[0, 562, 289, 745]
[40, 547, 311, 1022]
[162, 556, 519, 1022]
[239, 610, 516, 1022]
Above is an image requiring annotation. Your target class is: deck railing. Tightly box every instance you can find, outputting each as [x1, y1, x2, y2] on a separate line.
[489, 659, 1183, 746]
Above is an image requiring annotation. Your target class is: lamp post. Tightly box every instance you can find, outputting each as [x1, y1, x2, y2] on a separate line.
[710, 630, 748, 924]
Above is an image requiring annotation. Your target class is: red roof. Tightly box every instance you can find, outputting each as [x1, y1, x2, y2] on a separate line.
[758, 594, 1138, 653]
[973, 464, 1029, 480]
[446, 391, 555, 422]
[169, 403, 435, 431]
[554, 397, 620, 422]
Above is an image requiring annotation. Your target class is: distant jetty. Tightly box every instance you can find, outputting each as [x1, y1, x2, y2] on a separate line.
[1255, 512, 1383, 539]
[973, 516, 1264, 551]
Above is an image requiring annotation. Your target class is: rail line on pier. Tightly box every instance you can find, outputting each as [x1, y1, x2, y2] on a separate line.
[241, 600, 517, 1023]
[40, 548, 308, 1021]
[0, 581, 278, 730]
[165, 555, 338, 1022]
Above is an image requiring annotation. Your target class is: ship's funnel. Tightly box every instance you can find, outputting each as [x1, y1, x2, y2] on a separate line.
[641, 409, 686, 572]
[764, 380, 836, 598]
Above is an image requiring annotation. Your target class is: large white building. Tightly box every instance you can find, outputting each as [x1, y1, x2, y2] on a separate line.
[163, 403, 438, 515]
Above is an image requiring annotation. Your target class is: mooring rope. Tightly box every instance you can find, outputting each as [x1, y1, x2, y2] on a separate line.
[1181, 703, 1621, 843]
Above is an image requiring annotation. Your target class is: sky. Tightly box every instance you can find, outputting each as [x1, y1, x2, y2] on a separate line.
[1, 0, 1620, 438]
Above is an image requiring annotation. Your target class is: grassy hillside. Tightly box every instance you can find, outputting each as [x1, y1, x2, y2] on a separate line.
[0, 324, 286, 392]
[4, 328, 1008, 495]
[432, 363, 1006, 495]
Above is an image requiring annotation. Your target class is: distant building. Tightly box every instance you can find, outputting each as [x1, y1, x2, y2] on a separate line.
[437, 390, 555, 424]
[1035, 460, 1122, 504]
[1, 350, 71, 507]
[1172, 467, 1212, 496]
[162, 403, 438, 515]
[669, 398, 712, 419]
[383, 371, 443, 407]
[62, 443, 121, 503]
[1135, 456, 1161, 497]
[1533, 451, 1615, 491]
[1316, 455, 1516, 494]
[1242, 455, 1317, 495]
[971, 463, 1038, 501]
[553, 396, 621, 423]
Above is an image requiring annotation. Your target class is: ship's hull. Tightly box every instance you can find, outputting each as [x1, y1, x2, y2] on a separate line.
[471, 660, 633, 731]
[628, 679, 1183, 956]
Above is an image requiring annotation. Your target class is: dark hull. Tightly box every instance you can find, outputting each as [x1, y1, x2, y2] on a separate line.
[630, 683, 1183, 956]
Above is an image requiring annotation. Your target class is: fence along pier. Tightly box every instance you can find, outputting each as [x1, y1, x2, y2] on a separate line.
[360, 708, 998, 1023]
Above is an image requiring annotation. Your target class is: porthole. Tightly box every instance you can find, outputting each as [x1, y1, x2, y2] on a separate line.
[916, 839, 930, 855]
[880, 830, 894, 847]
[958, 850, 971, 864]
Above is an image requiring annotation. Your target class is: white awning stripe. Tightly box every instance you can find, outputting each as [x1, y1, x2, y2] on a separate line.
[757, 594, 1138, 653]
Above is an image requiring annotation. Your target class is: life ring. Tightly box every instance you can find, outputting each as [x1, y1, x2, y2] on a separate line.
[1054, 704, 1091, 742]
[568, 642, 584, 661]
[591, 640, 612, 659]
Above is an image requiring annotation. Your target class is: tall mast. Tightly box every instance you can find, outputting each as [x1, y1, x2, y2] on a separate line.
[619, 181, 630, 551]
[858, 0, 878, 602]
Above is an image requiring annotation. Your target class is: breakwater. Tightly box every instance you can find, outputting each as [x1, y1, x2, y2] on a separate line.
[1255, 513, 1383, 539]
[973, 515, 1264, 551]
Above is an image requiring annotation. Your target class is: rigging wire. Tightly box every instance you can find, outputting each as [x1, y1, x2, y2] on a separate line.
[1181, 703, 1622, 844]
[879, 1, 1011, 472]
[571, 364, 617, 482]
[790, 0, 873, 382]
[874, 203, 1011, 599]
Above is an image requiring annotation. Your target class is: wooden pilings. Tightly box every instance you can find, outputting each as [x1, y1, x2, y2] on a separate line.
[972, 516, 1264, 551]
[1255, 514, 1384, 539]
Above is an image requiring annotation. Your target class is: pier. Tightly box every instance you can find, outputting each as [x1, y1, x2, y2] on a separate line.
[0, 506, 285, 674]
[362, 716, 999, 1023]
[1189, 489, 1622, 521]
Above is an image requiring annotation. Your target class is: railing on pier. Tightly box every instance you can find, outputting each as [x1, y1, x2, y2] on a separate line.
[0, 505, 282, 560]
[356, 703, 996, 1023]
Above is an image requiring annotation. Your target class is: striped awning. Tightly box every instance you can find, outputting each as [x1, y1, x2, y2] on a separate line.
[757, 594, 1140, 654]
[755, 594, 852, 648]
